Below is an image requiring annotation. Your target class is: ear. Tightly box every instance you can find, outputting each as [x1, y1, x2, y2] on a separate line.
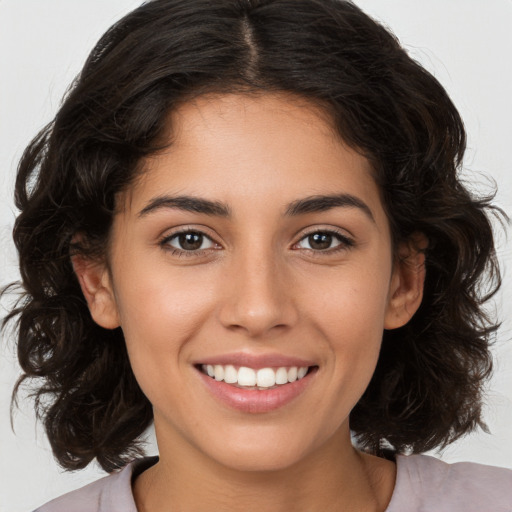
[71, 253, 120, 330]
[384, 232, 428, 330]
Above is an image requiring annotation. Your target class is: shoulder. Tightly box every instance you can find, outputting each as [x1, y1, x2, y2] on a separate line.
[387, 454, 512, 512]
[33, 457, 158, 512]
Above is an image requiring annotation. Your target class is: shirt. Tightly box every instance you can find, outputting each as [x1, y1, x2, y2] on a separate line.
[34, 454, 512, 511]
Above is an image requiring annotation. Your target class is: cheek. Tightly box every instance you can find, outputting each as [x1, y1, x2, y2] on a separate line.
[308, 260, 391, 391]
[309, 258, 392, 337]
[114, 258, 217, 334]
[110, 261, 219, 386]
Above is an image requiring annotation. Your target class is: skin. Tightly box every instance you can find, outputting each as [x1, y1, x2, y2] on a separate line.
[75, 93, 425, 512]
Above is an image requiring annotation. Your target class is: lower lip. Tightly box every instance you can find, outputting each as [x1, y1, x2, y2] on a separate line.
[197, 368, 317, 413]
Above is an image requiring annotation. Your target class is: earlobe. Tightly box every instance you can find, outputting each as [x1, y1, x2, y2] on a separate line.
[71, 253, 120, 330]
[384, 232, 427, 330]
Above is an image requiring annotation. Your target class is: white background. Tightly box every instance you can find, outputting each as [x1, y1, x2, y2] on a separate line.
[1, 1, 511, 511]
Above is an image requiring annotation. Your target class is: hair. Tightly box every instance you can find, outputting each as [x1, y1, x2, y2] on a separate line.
[4, 0, 502, 472]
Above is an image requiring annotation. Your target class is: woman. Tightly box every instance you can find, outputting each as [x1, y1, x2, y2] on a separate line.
[3, 0, 511, 510]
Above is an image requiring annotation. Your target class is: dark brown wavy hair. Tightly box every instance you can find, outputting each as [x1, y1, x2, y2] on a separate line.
[4, 0, 502, 472]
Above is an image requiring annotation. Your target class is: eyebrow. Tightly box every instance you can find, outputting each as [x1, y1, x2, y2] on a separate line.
[138, 193, 374, 222]
[138, 196, 231, 217]
[285, 193, 375, 222]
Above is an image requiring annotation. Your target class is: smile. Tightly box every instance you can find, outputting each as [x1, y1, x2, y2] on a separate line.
[201, 364, 310, 389]
[196, 357, 318, 413]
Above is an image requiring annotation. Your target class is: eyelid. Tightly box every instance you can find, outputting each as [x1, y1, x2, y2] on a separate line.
[292, 227, 355, 253]
[158, 225, 220, 242]
[158, 226, 223, 256]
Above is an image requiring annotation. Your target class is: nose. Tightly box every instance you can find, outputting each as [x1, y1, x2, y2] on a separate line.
[217, 249, 298, 338]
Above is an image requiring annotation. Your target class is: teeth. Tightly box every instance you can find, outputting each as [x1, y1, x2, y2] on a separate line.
[275, 367, 288, 385]
[256, 368, 276, 388]
[214, 365, 224, 381]
[201, 364, 310, 388]
[287, 367, 298, 382]
[224, 364, 238, 384]
[238, 367, 257, 386]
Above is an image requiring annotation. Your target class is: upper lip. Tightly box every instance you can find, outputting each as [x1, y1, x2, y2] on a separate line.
[194, 352, 317, 369]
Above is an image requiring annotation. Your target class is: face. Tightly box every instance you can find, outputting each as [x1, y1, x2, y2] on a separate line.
[78, 93, 423, 472]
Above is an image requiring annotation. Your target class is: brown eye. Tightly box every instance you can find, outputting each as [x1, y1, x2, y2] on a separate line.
[295, 230, 353, 252]
[166, 231, 215, 251]
[179, 232, 203, 250]
[308, 233, 333, 250]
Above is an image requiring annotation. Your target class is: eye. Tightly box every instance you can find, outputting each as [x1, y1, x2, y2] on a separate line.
[295, 230, 353, 252]
[163, 230, 217, 252]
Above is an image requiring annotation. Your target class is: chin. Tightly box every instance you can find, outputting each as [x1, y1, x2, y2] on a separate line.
[214, 450, 305, 473]
[201, 430, 320, 473]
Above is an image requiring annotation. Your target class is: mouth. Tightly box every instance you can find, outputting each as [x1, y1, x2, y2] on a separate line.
[194, 353, 318, 413]
[197, 364, 315, 390]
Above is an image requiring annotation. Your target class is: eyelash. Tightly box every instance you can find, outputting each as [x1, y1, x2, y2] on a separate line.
[158, 228, 355, 257]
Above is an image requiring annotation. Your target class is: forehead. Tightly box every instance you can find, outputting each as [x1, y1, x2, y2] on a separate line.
[121, 93, 387, 228]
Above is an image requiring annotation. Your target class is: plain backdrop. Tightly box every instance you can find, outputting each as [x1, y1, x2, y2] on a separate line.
[1, 1, 511, 511]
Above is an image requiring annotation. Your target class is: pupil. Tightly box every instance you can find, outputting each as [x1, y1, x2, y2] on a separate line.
[179, 232, 202, 250]
[309, 233, 332, 250]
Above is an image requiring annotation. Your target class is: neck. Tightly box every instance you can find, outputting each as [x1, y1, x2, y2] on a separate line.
[134, 429, 395, 512]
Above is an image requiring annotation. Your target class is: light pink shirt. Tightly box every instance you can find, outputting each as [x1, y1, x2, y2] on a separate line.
[35, 454, 512, 512]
